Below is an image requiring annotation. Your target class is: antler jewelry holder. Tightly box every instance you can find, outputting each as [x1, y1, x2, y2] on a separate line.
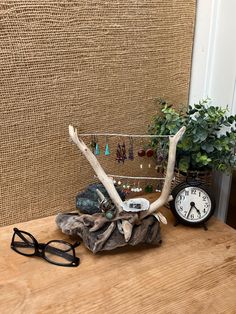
[56, 125, 186, 253]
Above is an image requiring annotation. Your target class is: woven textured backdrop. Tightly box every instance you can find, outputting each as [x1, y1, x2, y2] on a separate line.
[0, 0, 196, 226]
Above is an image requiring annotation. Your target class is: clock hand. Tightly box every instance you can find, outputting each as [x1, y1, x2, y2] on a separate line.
[193, 206, 201, 217]
[186, 206, 194, 218]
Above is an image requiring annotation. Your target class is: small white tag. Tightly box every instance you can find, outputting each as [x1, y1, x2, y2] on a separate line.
[122, 198, 150, 212]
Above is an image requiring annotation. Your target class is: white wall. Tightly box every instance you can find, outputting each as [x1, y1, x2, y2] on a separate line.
[189, 0, 236, 220]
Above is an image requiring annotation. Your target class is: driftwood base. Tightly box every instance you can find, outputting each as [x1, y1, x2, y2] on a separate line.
[56, 213, 161, 253]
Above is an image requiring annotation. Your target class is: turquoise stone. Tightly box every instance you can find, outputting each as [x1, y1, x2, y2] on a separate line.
[105, 211, 114, 220]
[105, 143, 110, 156]
[95, 143, 100, 155]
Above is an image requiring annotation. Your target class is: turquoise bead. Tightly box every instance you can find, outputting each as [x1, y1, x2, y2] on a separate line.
[95, 143, 100, 155]
[105, 143, 110, 156]
[105, 211, 114, 220]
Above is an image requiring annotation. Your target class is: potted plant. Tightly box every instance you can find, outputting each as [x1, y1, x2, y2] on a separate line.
[148, 98, 236, 186]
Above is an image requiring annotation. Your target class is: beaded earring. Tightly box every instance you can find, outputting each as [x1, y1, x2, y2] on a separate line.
[128, 137, 134, 160]
[116, 142, 122, 163]
[121, 141, 127, 163]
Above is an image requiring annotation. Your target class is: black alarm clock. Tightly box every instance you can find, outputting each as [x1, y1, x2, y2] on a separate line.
[169, 180, 215, 229]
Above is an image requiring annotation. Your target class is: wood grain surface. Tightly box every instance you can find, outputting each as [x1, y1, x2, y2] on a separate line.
[0, 193, 236, 314]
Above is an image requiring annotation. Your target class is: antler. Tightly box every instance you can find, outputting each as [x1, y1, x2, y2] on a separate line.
[140, 126, 186, 218]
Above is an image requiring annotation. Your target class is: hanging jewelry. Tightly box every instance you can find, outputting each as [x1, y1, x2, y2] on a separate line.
[138, 148, 146, 157]
[146, 147, 154, 168]
[90, 135, 96, 154]
[137, 181, 142, 192]
[95, 136, 100, 156]
[131, 182, 135, 192]
[145, 184, 153, 193]
[155, 182, 162, 192]
[157, 141, 168, 164]
[138, 141, 145, 169]
[104, 136, 110, 156]
[121, 141, 127, 163]
[146, 148, 154, 157]
[128, 137, 134, 160]
[116, 141, 122, 163]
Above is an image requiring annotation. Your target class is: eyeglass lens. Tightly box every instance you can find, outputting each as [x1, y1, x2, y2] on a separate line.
[44, 241, 75, 265]
[13, 232, 35, 255]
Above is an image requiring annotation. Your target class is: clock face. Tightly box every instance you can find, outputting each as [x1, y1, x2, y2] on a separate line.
[170, 182, 215, 226]
[175, 187, 212, 223]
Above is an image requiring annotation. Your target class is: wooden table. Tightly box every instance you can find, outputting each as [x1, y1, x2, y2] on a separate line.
[0, 193, 236, 314]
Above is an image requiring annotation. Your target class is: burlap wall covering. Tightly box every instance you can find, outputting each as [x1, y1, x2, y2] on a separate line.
[0, 1, 196, 226]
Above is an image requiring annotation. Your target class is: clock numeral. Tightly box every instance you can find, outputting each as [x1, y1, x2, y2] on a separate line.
[183, 211, 187, 216]
[191, 188, 197, 195]
[202, 196, 207, 201]
[179, 195, 185, 201]
[185, 190, 189, 196]
[204, 203, 209, 208]
[179, 206, 183, 211]
[198, 191, 201, 197]
[190, 214, 194, 219]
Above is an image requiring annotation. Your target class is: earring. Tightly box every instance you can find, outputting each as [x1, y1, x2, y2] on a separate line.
[145, 184, 153, 193]
[138, 143, 145, 169]
[156, 142, 164, 164]
[116, 142, 122, 163]
[138, 148, 146, 157]
[95, 136, 100, 155]
[90, 135, 96, 154]
[137, 181, 142, 192]
[146, 147, 154, 168]
[155, 182, 162, 192]
[128, 137, 134, 160]
[121, 141, 127, 163]
[104, 136, 110, 156]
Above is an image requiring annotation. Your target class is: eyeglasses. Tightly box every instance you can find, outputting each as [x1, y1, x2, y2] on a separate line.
[11, 228, 80, 267]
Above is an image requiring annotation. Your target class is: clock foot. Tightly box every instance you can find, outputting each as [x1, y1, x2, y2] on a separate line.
[203, 222, 208, 231]
[174, 220, 179, 227]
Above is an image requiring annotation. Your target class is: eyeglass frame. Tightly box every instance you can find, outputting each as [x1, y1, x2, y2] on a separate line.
[11, 227, 80, 267]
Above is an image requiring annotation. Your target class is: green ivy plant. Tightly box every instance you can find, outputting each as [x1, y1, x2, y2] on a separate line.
[148, 98, 236, 173]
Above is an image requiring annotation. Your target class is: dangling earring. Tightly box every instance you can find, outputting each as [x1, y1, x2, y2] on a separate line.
[90, 135, 96, 154]
[138, 141, 145, 169]
[137, 181, 142, 192]
[95, 136, 100, 155]
[156, 142, 164, 164]
[128, 137, 134, 160]
[121, 141, 127, 163]
[155, 182, 162, 192]
[145, 184, 153, 193]
[104, 136, 110, 156]
[146, 147, 154, 168]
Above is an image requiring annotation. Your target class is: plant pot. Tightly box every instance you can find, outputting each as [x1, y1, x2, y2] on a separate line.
[164, 168, 213, 191]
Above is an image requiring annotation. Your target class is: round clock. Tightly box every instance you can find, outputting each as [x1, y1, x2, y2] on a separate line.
[169, 180, 215, 227]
